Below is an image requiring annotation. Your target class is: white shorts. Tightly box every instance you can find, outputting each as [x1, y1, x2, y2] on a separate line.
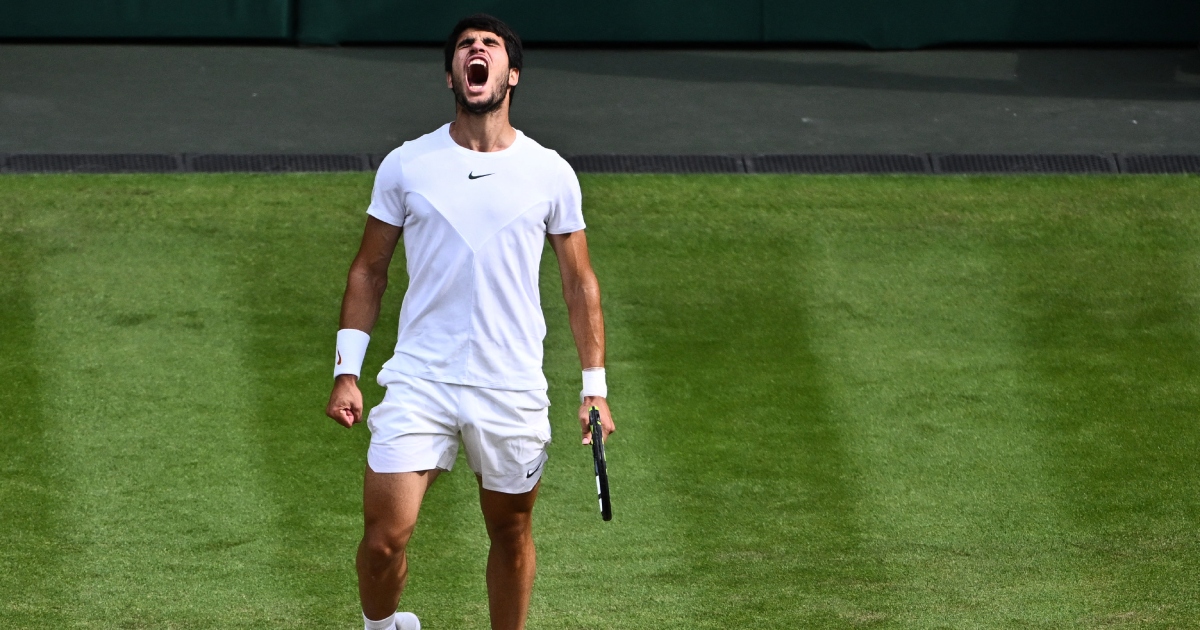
[366, 368, 552, 494]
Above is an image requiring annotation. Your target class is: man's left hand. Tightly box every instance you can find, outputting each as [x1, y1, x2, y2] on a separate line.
[579, 396, 615, 445]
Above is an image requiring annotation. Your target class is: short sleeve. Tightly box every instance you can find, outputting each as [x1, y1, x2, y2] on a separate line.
[546, 162, 585, 234]
[366, 150, 406, 227]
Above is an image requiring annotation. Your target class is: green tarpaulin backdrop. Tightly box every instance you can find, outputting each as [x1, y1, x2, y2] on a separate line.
[2, 0, 1197, 49]
[0, 0, 291, 39]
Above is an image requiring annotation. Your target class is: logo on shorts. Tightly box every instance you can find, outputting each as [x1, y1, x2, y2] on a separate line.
[337, 350, 342, 365]
[526, 459, 544, 478]
[468, 171, 494, 180]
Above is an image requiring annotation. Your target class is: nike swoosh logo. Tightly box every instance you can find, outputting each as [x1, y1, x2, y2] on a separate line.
[337, 350, 342, 365]
[468, 172, 494, 180]
[526, 459, 544, 478]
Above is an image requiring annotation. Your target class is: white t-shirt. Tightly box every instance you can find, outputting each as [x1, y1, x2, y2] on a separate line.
[367, 123, 585, 391]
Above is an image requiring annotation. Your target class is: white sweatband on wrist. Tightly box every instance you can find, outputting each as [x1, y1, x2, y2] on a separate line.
[581, 367, 607, 401]
[334, 328, 370, 379]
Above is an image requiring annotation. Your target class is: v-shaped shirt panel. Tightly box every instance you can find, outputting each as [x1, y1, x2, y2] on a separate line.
[366, 124, 585, 391]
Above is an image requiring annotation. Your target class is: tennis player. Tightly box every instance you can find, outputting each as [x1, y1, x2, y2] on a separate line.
[325, 14, 615, 630]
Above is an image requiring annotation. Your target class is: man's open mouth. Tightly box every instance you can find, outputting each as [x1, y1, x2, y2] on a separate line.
[467, 58, 489, 88]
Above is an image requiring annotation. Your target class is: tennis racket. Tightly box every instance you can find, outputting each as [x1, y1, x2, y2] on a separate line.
[589, 406, 613, 521]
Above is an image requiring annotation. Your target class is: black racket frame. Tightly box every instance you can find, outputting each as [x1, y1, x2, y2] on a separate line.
[589, 407, 613, 521]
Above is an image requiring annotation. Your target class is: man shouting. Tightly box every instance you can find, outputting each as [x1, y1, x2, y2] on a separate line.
[325, 14, 616, 630]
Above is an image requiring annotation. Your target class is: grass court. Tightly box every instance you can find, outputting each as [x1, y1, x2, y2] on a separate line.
[2, 173, 1199, 628]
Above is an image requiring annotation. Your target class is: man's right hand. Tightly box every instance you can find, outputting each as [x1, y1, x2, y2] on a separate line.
[326, 374, 364, 428]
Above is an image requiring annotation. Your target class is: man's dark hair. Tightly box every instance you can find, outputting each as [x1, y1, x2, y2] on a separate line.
[444, 14, 523, 101]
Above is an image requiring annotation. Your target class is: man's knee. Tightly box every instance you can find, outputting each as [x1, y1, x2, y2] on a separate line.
[361, 525, 413, 568]
[485, 513, 533, 550]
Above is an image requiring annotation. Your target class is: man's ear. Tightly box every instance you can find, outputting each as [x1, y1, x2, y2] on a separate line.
[446, 72, 453, 89]
[508, 68, 520, 86]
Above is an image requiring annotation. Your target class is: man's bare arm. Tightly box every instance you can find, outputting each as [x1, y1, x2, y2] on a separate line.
[548, 230, 614, 444]
[341, 216, 402, 332]
[326, 216, 402, 428]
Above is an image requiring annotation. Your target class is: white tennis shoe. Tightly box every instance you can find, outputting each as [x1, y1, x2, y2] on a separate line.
[395, 612, 421, 630]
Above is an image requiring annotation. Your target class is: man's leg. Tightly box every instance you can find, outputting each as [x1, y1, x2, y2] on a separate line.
[478, 479, 540, 630]
[358, 467, 440, 621]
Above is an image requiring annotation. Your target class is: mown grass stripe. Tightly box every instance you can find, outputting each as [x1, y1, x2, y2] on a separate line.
[224, 173, 400, 625]
[573, 176, 881, 628]
[1000, 177, 1200, 625]
[0, 205, 69, 627]
[19, 176, 285, 628]
[214, 174, 499, 629]
[801, 178, 1095, 625]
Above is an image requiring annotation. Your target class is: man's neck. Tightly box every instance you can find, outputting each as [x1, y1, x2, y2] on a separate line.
[449, 105, 516, 153]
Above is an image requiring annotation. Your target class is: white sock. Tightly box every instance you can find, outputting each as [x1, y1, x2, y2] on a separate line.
[364, 611, 396, 630]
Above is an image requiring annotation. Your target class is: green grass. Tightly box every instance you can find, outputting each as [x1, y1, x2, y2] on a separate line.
[2, 173, 1199, 628]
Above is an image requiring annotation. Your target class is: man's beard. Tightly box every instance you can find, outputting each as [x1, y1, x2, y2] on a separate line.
[453, 76, 509, 116]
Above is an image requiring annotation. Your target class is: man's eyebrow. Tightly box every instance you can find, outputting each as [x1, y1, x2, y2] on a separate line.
[456, 34, 502, 48]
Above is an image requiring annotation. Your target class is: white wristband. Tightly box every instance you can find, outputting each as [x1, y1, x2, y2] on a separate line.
[581, 367, 607, 401]
[334, 329, 370, 379]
